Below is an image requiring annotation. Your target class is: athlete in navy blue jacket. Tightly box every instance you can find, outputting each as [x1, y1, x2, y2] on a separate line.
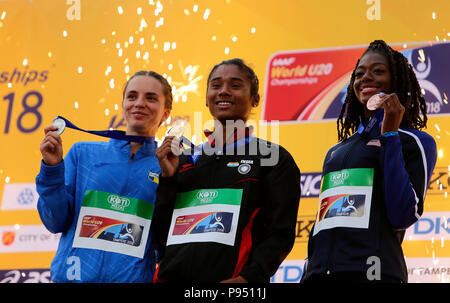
[36, 71, 171, 282]
[302, 40, 437, 283]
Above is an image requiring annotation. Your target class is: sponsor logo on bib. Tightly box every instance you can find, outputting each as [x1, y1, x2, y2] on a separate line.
[196, 190, 218, 203]
[329, 170, 349, 186]
[107, 195, 131, 211]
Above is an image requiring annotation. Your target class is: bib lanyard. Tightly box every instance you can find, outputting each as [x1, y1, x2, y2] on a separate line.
[52, 116, 155, 144]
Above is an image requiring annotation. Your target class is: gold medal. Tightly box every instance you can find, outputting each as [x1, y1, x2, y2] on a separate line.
[167, 119, 185, 138]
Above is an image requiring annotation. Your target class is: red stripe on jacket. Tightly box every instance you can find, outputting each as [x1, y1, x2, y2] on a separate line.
[153, 264, 167, 283]
[232, 208, 261, 278]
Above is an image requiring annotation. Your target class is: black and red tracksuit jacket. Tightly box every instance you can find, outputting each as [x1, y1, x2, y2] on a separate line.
[151, 132, 301, 282]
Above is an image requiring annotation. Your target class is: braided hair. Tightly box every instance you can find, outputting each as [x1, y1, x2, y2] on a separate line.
[337, 40, 428, 141]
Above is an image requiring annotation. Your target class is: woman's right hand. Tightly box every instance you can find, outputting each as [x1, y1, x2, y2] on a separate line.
[40, 125, 63, 166]
[156, 136, 181, 178]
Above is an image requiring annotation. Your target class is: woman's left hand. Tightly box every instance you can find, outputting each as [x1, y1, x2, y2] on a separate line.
[380, 93, 405, 134]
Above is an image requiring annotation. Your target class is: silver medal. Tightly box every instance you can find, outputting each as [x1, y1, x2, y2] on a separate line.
[166, 120, 185, 138]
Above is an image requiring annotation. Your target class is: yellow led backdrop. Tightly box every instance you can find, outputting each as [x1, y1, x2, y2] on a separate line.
[0, 0, 449, 282]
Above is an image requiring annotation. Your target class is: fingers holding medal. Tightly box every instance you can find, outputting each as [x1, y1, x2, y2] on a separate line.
[40, 117, 64, 166]
[367, 92, 405, 134]
[155, 120, 187, 178]
[165, 119, 186, 155]
[366, 92, 404, 113]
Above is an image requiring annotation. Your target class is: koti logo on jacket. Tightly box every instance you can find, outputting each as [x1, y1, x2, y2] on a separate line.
[196, 190, 218, 203]
[107, 195, 131, 211]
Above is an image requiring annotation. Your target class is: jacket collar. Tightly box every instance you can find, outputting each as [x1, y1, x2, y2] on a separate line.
[203, 125, 254, 148]
[110, 135, 157, 155]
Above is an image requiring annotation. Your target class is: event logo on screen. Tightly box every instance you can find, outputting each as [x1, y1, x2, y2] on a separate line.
[262, 42, 450, 123]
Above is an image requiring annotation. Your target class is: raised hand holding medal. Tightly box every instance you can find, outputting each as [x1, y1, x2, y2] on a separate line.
[156, 119, 189, 178]
[40, 118, 65, 166]
[164, 119, 185, 159]
[366, 92, 405, 134]
[377, 93, 405, 134]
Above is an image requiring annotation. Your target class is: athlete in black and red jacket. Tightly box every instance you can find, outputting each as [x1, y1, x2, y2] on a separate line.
[152, 59, 301, 283]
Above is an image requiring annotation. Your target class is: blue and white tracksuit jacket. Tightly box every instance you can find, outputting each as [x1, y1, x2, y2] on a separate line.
[36, 138, 160, 282]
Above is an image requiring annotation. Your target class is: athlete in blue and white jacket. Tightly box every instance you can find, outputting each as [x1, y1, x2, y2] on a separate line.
[302, 40, 437, 283]
[36, 71, 172, 282]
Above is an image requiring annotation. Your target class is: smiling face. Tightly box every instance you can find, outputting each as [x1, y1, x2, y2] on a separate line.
[122, 75, 170, 137]
[353, 51, 392, 112]
[206, 64, 259, 125]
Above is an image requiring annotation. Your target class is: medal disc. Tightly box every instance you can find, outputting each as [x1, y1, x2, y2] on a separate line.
[367, 92, 386, 111]
[51, 117, 66, 135]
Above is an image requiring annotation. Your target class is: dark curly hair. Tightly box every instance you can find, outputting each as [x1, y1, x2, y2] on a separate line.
[337, 40, 428, 141]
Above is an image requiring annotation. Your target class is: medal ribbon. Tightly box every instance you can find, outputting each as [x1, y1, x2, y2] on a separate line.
[358, 109, 384, 138]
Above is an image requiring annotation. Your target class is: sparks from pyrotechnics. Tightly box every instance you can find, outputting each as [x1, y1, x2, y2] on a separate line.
[170, 61, 203, 103]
